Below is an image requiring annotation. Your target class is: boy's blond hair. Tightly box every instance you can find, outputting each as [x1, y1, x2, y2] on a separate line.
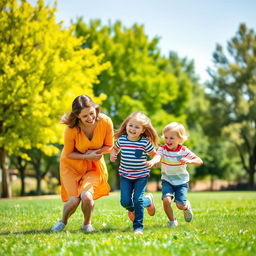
[163, 122, 188, 143]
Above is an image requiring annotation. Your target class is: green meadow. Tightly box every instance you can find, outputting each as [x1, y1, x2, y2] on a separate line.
[0, 192, 255, 256]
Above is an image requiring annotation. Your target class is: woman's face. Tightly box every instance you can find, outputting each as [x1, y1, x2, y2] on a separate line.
[78, 107, 97, 126]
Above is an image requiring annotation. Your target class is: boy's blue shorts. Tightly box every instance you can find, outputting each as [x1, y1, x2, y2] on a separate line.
[161, 180, 189, 205]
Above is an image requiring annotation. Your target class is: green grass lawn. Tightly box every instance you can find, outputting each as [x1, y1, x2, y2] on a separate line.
[0, 191, 255, 256]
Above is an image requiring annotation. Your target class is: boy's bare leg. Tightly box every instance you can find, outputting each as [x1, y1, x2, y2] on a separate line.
[163, 196, 175, 221]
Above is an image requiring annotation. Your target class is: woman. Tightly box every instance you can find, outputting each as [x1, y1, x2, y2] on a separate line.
[51, 95, 114, 232]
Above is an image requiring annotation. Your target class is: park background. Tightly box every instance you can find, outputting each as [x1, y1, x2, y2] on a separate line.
[0, 1, 255, 256]
[1, 0, 255, 197]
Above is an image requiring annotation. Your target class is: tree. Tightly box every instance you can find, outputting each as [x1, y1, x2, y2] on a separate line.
[73, 19, 183, 131]
[74, 19, 198, 188]
[207, 23, 256, 188]
[0, 0, 108, 197]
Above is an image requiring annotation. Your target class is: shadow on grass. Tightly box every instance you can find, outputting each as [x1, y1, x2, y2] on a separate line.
[0, 227, 133, 236]
[0, 223, 165, 236]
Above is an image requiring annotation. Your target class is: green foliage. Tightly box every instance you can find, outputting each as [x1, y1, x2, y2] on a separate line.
[73, 19, 186, 130]
[207, 23, 256, 187]
[0, 192, 256, 255]
[0, 0, 108, 158]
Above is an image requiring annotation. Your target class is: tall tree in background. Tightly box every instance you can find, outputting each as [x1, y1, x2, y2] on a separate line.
[73, 19, 198, 188]
[207, 23, 256, 188]
[0, 0, 108, 197]
[73, 19, 187, 130]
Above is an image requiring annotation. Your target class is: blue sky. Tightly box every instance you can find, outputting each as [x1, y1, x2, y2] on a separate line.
[29, 0, 256, 81]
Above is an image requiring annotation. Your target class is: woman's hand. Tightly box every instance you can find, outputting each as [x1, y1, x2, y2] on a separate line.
[84, 149, 103, 161]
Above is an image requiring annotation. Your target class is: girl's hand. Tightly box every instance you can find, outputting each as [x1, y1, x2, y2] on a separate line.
[145, 160, 155, 167]
[110, 153, 118, 162]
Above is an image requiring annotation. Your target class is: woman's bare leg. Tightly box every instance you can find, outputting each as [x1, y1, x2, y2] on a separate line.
[80, 191, 94, 225]
[61, 196, 81, 224]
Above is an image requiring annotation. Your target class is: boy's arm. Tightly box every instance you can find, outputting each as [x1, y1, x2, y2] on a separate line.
[146, 151, 161, 167]
[110, 146, 120, 162]
[179, 156, 203, 166]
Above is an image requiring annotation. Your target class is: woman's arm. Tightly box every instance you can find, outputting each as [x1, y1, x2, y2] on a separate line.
[66, 150, 103, 161]
[94, 145, 113, 154]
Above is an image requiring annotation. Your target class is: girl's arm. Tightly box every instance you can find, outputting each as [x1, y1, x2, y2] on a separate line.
[110, 146, 120, 162]
[179, 156, 203, 166]
[145, 151, 161, 167]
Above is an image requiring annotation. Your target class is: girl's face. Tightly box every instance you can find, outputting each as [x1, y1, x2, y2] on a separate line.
[126, 117, 145, 141]
[163, 130, 182, 150]
[78, 107, 97, 126]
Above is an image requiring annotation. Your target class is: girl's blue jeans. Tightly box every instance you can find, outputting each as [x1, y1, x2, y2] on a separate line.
[119, 175, 151, 231]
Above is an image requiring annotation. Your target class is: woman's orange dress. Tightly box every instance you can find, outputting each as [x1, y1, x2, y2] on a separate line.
[60, 114, 113, 202]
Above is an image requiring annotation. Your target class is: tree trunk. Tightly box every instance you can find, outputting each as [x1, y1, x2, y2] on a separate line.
[36, 175, 41, 195]
[248, 167, 255, 189]
[248, 150, 255, 189]
[210, 175, 214, 191]
[20, 168, 25, 196]
[0, 148, 12, 198]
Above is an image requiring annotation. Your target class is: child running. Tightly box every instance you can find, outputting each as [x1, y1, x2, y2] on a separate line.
[110, 111, 158, 235]
[147, 122, 203, 227]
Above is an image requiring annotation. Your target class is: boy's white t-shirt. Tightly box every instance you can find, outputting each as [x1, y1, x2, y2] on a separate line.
[157, 144, 197, 186]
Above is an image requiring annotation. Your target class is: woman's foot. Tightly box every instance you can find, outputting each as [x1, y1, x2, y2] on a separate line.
[82, 224, 95, 233]
[51, 221, 66, 232]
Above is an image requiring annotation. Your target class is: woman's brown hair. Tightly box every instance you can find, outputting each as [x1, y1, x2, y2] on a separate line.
[61, 95, 100, 128]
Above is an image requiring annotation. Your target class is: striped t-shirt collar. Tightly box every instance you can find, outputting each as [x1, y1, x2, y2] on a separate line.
[162, 144, 183, 152]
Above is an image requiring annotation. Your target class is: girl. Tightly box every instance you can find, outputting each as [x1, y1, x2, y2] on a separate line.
[110, 111, 158, 235]
[147, 122, 203, 228]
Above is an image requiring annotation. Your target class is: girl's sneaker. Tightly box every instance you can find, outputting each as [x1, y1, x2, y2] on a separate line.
[134, 229, 143, 235]
[82, 224, 95, 233]
[184, 200, 193, 222]
[168, 218, 178, 228]
[128, 211, 135, 221]
[51, 221, 66, 232]
[145, 193, 156, 216]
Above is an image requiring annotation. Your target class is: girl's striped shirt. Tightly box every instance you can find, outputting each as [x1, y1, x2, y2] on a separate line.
[115, 135, 154, 179]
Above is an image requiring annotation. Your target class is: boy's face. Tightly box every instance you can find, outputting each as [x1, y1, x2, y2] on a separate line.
[163, 130, 182, 150]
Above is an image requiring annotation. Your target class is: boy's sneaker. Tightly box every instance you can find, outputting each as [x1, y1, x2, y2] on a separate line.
[51, 221, 66, 232]
[134, 229, 143, 235]
[145, 193, 156, 216]
[128, 211, 135, 222]
[184, 200, 193, 222]
[168, 218, 178, 228]
[82, 224, 95, 233]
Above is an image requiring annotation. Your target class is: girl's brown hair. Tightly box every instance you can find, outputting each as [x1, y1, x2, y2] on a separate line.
[61, 95, 100, 128]
[114, 111, 159, 146]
